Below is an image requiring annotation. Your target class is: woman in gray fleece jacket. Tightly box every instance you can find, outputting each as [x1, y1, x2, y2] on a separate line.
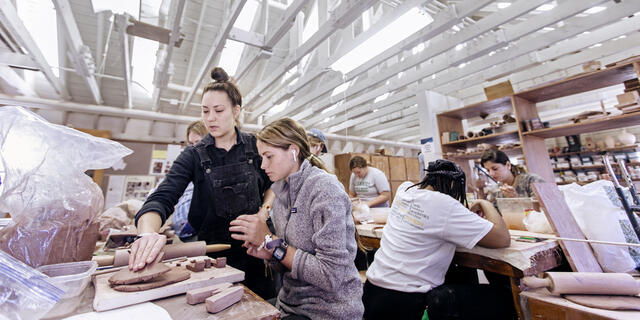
[230, 118, 364, 320]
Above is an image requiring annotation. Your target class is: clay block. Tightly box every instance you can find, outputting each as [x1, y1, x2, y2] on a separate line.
[213, 257, 226, 268]
[186, 260, 205, 272]
[112, 268, 190, 292]
[205, 286, 244, 313]
[109, 252, 170, 285]
[204, 258, 212, 268]
[185, 282, 233, 305]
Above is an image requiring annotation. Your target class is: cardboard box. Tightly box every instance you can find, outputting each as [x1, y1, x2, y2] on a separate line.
[483, 80, 514, 100]
[616, 91, 640, 106]
[389, 157, 407, 181]
[371, 156, 390, 180]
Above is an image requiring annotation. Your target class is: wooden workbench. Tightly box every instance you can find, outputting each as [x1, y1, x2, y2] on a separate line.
[522, 289, 640, 320]
[357, 224, 565, 319]
[58, 282, 280, 319]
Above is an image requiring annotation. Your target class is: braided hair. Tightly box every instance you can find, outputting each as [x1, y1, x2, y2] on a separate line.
[409, 159, 467, 206]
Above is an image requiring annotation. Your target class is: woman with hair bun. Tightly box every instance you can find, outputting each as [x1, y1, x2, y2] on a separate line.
[362, 159, 512, 319]
[130, 67, 277, 299]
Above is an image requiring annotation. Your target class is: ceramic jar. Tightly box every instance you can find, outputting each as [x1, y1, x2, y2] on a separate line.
[618, 129, 637, 146]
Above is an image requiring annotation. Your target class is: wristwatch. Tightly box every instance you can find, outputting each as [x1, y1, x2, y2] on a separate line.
[272, 240, 289, 262]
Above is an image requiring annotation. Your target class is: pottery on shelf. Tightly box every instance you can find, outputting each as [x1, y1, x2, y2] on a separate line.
[604, 135, 616, 148]
[618, 129, 637, 146]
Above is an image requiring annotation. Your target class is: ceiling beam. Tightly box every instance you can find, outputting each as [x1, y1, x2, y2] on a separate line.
[364, 117, 420, 138]
[115, 14, 133, 108]
[151, 0, 187, 110]
[242, 0, 377, 108]
[52, 0, 103, 104]
[180, 0, 247, 113]
[327, 97, 418, 133]
[180, 0, 207, 104]
[303, 0, 608, 128]
[285, 0, 548, 123]
[228, 27, 265, 48]
[434, 1, 640, 97]
[0, 51, 39, 70]
[0, 0, 70, 99]
[378, 125, 420, 140]
[235, 0, 306, 82]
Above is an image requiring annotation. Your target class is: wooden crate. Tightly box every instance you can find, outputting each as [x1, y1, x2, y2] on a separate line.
[483, 80, 514, 100]
[334, 153, 371, 191]
[370, 155, 390, 180]
[405, 157, 421, 182]
[388, 157, 407, 181]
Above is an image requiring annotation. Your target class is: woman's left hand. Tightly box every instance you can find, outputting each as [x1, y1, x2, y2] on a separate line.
[229, 214, 270, 246]
[499, 184, 517, 198]
[244, 242, 273, 260]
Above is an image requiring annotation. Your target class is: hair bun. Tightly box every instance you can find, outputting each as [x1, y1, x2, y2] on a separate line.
[211, 67, 229, 82]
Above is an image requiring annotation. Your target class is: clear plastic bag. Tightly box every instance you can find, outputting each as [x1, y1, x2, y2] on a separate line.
[0, 106, 132, 267]
[0, 250, 64, 320]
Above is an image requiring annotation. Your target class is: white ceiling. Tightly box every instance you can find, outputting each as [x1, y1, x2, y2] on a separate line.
[0, 0, 639, 150]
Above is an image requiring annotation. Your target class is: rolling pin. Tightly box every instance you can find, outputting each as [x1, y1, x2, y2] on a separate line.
[522, 272, 640, 296]
[93, 241, 231, 267]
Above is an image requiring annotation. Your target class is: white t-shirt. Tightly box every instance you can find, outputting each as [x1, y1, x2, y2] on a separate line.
[366, 182, 493, 293]
[349, 167, 390, 207]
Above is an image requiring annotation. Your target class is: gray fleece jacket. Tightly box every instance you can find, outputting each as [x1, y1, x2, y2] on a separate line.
[271, 160, 364, 320]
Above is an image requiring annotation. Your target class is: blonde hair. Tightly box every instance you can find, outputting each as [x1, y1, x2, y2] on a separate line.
[186, 120, 207, 142]
[256, 118, 328, 172]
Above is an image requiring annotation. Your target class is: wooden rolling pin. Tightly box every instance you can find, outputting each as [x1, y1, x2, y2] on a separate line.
[93, 241, 231, 267]
[522, 272, 640, 296]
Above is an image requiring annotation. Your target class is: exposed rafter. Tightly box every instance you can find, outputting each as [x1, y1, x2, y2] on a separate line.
[0, 0, 70, 99]
[115, 14, 133, 108]
[151, 0, 187, 110]
[180, 0, 247, 113]
[52, 0, 103, 104]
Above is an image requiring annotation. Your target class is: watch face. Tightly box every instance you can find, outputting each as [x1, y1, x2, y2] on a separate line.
[273, 247, 285, 261]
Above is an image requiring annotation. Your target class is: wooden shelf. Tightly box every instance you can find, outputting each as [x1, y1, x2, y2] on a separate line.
[550, 145, 639, 157]
[571, 164, 605, 171]
[443, 130, 520, 148]
[445, 146, 522, 160]
[523, 112, 640, 139]
[517, 61, 639, 103]
[438, 96, 512, 120]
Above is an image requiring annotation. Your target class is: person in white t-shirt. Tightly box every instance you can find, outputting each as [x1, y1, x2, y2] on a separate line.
[363, 159, 512, 320]
[348, 156, 391, 208]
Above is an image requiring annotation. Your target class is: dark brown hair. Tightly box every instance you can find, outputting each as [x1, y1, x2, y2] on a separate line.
[349, 156, 368, 170]
[480, 150, 526, 176]
[203, 67, 242, 107]
[256, 118, 328, 172]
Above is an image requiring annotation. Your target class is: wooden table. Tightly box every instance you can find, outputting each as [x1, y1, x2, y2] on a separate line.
[60, 282, 280, 319]
[357, 224, 565, 319]
[522, 289, 640, 320]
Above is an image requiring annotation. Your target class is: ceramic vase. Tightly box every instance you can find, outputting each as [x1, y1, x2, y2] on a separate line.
[604, 135, 616, 148]
[618, 129, 636, 146]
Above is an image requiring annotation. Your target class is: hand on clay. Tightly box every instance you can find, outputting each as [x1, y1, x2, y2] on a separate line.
[244, 242, 274, 260]
[229, 214, 270, 246]
[499, 184, 517, 198]
[128, 232, 167, 271]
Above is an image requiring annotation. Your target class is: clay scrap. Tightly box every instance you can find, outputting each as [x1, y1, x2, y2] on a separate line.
[186, 259, 205, 272]
[109, 253, 170, 285]
[214, 257, 226, 268]
[186, 282, 233, 305]
[204, 258, 212, 268]
[205, 286, 244, 313]
[112, 268, 190, 292]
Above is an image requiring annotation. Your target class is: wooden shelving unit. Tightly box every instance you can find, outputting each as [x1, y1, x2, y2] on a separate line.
[549, 145, 639, 157]
[436, 57, 640, 185]
[445, 146, 522, 160]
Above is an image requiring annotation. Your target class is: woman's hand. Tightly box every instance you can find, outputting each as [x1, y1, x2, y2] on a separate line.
[229, 214, 270, 246]
[499, 184, 517, 198]
[128, 232, 166, 271]
[469, 200, 487, 218]
[244, 242, 274, 260]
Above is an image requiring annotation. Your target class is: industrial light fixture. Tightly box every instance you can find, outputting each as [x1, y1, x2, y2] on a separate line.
[584, 6, 606, 14]
[496, 2, 511, 9]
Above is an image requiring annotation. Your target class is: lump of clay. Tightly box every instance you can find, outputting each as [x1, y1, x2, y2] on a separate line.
[214, 257, 226, 268]
[186, 282, 232, 305]
[205, 286, 244, 313]
[109, 253, 170, 285]
[112, 269, 190, 292]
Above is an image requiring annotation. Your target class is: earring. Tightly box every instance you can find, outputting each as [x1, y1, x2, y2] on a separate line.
[291, 150, 296, 162]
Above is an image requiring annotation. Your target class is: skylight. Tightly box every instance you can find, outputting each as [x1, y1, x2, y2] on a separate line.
[497, 2, 511, 10]
[536, 2, 556, 12]
[584, 6, 606, 14]
[330, 7, 433, 74]
[17, 0, 58, 76]
[218, 0, 260, 76]
[302, 1, 319, 43]
[130, 0, 160, 96]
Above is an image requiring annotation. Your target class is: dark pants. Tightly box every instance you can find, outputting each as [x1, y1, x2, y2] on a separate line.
[363, 263, 516, 320]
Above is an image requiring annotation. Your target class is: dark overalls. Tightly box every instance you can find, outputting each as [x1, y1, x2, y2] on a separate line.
[193, 132, 276, 299]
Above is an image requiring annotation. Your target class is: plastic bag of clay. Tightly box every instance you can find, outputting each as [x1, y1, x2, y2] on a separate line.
[523, 210, 553, 234]
[0, 250, 64, 320]
[352, 201, 372, 223]
[0, 106, 132, 267]
[559, 180, 640, 272]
